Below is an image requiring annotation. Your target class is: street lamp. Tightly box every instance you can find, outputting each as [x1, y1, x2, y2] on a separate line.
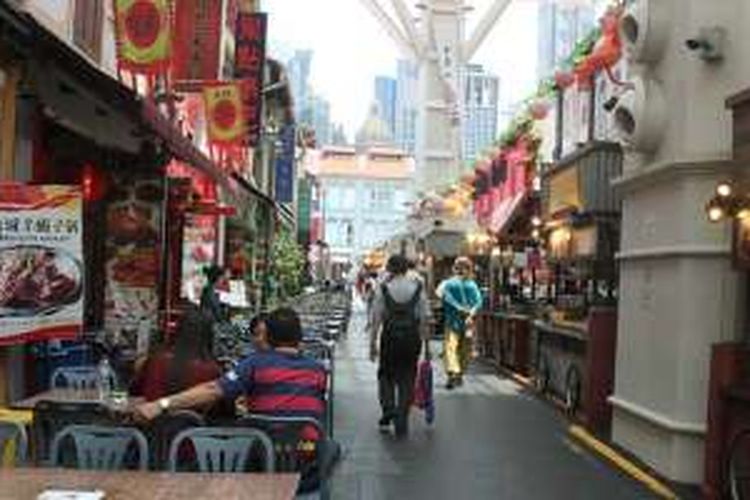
[705, 181, 750, 223]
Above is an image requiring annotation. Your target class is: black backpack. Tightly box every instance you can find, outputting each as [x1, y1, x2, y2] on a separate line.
[382, 282, 422, 345]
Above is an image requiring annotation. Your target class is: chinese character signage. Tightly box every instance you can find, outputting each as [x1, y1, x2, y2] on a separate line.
[113, 0, 172, 75]
[275, 124, 295, 203]
[234, 12, 267, 147]
[172, 0, 223, 89]
[203, 82, 248, 146]
[0, 184, 83, 345]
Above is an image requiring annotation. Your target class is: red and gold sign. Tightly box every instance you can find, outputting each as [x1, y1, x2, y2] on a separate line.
[203, 82, 247, 146]
[234, 13, 267, 147]
[113, 0, 171, 74]
[172, 0, 223, 89]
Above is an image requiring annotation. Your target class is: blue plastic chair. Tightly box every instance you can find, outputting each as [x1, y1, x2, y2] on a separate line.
[50, 425, 148, 471]
[0, 421, 27, 466]
[241, 414, 338, 500]
[168, 427, 275, 473]
[49, 366, 111, 391]
[300, 340, 335, 438]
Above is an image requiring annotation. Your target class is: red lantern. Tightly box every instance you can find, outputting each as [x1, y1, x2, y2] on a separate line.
[81, 163, 107, 202]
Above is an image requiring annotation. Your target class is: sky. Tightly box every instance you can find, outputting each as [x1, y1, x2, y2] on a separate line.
[265, 0, 541, 139]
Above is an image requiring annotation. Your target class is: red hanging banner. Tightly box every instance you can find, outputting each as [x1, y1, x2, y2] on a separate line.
[172, 0, 223, 90]
[203, 81, 249, 147]
[234, 12, 267, 147]
[113, 0, 172, 75]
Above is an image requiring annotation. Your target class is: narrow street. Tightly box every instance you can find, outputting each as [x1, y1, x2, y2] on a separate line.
[330, 303, 651, 499]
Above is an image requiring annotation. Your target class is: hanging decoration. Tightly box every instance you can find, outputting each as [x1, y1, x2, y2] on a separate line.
[234, 12, 268, 147]
[113, 0, 172, 75]
[172, 0, 223, 90]
[203, 81, 249, 170]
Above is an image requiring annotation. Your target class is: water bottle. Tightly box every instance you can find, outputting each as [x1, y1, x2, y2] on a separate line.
[97, 358, 113, 401]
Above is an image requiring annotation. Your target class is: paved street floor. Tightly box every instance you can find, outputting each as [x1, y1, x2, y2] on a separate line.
[329, 304, 653, 499]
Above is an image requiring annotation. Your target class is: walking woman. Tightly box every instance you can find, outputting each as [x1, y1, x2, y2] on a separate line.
[437, 256, 483, 389]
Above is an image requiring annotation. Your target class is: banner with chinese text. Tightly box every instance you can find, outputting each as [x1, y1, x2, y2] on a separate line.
[0, 184, 83, 345]
[114, 0, 172, 75]
[173, 0, 223, 89]
[234, 13, 267, 147]
[274, 124, 296, 203]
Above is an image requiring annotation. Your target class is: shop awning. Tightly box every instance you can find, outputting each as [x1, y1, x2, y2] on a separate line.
[489, 190, 527, 235]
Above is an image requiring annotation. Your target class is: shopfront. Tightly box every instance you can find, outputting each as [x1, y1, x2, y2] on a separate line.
[534, 141, 621, 429]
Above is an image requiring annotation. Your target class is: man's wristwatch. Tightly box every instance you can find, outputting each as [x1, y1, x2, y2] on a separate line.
[158, 397, 171, 414]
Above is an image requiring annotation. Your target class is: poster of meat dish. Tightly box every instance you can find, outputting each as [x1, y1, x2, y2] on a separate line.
[0, 184, 83, 345]
[103, 175, 162, 356]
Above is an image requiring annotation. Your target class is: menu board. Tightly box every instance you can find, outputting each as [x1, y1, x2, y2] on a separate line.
[0, 184, 83, 345]
[103, 175, 162, 355]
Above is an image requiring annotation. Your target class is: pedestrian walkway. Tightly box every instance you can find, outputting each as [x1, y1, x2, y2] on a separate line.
[330, 304, 652, 499]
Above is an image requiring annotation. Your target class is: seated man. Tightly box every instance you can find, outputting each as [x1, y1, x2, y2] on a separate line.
[134, 307, 339, 489]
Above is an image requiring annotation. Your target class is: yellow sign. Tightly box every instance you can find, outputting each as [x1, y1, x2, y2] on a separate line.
[203, 83, 246, 145]
[547, 167, 581, 216]
[114, 0, 171, 73]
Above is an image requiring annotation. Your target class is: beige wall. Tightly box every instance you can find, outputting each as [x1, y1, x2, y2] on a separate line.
[612, 0, 750, 483]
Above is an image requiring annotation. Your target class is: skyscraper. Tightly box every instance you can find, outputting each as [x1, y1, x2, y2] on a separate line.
[374, 76, 397, 136]
[286, 50, 313, 123]
[286, 49, 333, 147]
[462, 64, 499, 164]
[310, 94, 332, 146]
[394, 59, 418, 155]
[536, 0, 597, 80]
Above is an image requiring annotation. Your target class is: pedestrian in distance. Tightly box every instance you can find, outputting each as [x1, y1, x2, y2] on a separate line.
[369, 254, 431, 438]
[200, 264, 228, 324]
[247, 312, 270, 353]
[436, 256, 483, 390]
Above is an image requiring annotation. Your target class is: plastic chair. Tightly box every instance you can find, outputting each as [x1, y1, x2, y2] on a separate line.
[50, 424, 148, 471]
[241, 414, 337, 500]
[31, 400, 113, 464]
[49, 366, 111, 391]
[168, 427, 275, 473]
[0, 420, 27, 466]
[145, 410, 204, 470]
[300, 341, 335, 438]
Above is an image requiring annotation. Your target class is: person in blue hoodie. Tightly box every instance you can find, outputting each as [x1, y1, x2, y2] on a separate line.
[436, 256, 483, 389]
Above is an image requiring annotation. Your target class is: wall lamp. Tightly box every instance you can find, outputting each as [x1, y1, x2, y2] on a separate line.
[706, 182, 750, 222]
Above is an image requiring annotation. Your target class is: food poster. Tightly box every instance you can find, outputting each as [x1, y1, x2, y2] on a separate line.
[180, 214, 217, 303]
[0, 184, 84, 345]
[103, 175, 163, 356]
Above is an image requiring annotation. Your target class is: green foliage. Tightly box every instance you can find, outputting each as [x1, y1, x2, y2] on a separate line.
[270, 228, 306, 299]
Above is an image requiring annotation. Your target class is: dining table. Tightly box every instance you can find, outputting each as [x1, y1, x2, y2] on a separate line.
[9, 389, 143, 412]
[0, 468, 300, 500]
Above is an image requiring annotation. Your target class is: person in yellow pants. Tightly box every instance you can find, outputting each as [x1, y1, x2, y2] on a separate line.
[437, 257, 483, 389]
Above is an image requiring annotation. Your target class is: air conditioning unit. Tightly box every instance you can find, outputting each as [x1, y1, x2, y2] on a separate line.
[620, 0, 670, 64]
[613, 75, 667, 154]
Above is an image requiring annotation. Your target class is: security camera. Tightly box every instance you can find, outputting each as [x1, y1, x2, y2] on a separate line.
[603, 96, 619, 113]
[685, 38, 703, 51]
[685, 27, 726, 62]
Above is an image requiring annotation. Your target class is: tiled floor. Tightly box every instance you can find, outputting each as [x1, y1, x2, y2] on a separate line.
[328, 303, 652, 499]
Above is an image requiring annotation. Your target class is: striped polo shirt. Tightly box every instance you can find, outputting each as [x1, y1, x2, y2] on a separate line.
[218, 349, 327, 426]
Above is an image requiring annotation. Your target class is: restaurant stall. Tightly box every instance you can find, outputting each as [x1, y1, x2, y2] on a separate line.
[534, 141, 622, 430]
[473, 125, 546, 378]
